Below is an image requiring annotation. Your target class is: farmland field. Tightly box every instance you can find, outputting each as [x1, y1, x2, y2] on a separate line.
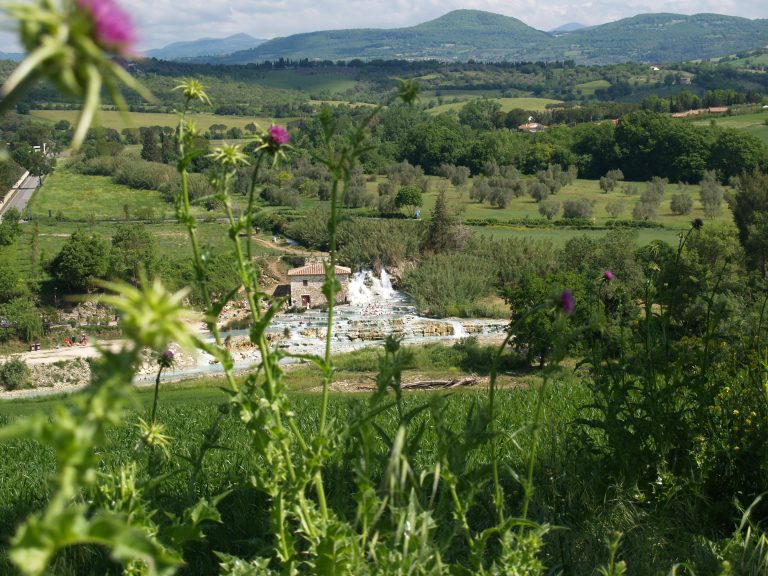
[29, 110, 298, 132]
[693, 109, 768, 142]
[428, 97, 564, 115]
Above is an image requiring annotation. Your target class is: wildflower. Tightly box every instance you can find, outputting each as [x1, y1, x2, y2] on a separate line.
[267, 125, 290, 146]
[98, 276, 199, 353]
[733, 409, 740, 416]
[174, 79, 211, 106]
[558, 289, 575, 315]
[692, 218, 704, 230]
[1, 0, 152, 150]
[159, 349, 175, 369]
[76, 0, 135, 54]
[208, 143, 250, 167]
[603, 270, 615, 282]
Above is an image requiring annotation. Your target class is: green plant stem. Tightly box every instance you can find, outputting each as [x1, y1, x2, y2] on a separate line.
[150, 365, 164, 426]
[519, 374, 549, 527]
[319, 175, 342, 437]
[489, 329, 515, 523]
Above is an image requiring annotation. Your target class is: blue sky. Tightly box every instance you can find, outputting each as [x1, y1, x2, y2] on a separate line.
[2, 0, 768, 52]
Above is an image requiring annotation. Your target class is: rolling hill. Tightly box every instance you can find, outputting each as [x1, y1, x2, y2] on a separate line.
[195, 9, 768, 65]
[144, 33, 266, 60]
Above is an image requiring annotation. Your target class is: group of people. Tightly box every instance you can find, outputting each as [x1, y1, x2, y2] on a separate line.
[62, 334, 88, 347]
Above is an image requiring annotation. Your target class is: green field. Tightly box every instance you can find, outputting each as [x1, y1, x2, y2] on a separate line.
[246, 69, 358, 94]
[428, 97, 564, 115]
[693, 110, 768, 142]
[28, 171, 169, 221]
[29, 110, 297, 132]
[473, 225, 684, 246]
[574, 79, 610, 96]
[411, 176, 731, 232]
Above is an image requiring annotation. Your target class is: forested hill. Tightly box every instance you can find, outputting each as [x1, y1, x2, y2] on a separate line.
[193, 9, 768, 65]
[211, 10, 551, 64]
[553, 13, 768, 64]
[144, 34, 266, 60]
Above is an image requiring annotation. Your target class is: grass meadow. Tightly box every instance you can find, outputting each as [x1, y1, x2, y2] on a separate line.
[0, 371, 604, 574]
[693, 109, 768, 143]
[427, 97, 564, 115]
[29, 110, 299, 132]
[411, 175, 733, 232]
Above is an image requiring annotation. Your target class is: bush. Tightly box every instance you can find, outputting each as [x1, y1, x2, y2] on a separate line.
[605, 200, 625, 218]
[670, 193, 694, 215]
[403, 253, 496, 317]
[699, 170, 724, 218]
[633, 201, 658, 221]
[562, 198, 594, 219]
[159, 172, 213, 203]
[0, 357, 31, 390]
[538, 198, 561, 220]
[113, 158, 174, 190]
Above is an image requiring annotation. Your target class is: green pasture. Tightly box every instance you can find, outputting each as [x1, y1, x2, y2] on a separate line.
[29, 110, 296, 132]
[428, 97, 564, 115]
[574, 79, 610, 96]
[248, 69, 358, 93]
[473, 225, 685, 247]
[694, 110, 768, 143]
[308, 100, 376, 108]
[28, 171, 169, 221]
[28, 220, 279, 261]
[414, 176, 731, 230]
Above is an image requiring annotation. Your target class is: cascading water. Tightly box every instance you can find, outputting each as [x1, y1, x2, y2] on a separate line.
[137, 266, 508, 384]
[447, 320, 469, 338]
[347, 267, 398, 306]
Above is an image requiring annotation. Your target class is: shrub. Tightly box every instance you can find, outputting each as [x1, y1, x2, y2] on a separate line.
[403, 253, 496, 317]
[699, 170, 724, 218]
[670, 193, 694, 215]
[113, 158, 174, 190]
[538, 198, 561, 220]
[562, 198, 594, 219]
[633, 201, 658, 221]
[605, 200, 625, 218]
[0, 357, 31, 390]
[529, 181, 550, 202]
[159, 172, 213, 203]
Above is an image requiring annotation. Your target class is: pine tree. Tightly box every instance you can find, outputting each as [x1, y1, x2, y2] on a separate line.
[426, 189, 456, 252]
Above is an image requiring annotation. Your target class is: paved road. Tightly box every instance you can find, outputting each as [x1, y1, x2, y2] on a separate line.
[0, 173, 38, 218]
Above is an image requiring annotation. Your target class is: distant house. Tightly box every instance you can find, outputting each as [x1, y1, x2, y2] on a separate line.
[288, 262, 352, 308]
[671, 107, 728, 118]
[517, 122, 547, 133]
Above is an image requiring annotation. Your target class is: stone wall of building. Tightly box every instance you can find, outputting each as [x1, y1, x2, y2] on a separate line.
[290, 274, 349, 307]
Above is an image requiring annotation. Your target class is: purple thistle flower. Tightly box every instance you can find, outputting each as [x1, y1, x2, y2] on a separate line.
[559, 289, 575, 315]
[77, 0, 136, 54]
[267, 125, 290, 146]
[159, 348, 175, 368]
[603, 270, 615, 282]
[692, 218, 704, 230]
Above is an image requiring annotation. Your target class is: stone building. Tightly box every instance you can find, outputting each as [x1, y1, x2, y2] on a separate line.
[288, 263, 352, 308]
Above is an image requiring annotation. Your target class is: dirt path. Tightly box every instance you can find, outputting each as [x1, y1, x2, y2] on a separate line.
[6, 340, 126, 366]
[253, 237, 325, 257]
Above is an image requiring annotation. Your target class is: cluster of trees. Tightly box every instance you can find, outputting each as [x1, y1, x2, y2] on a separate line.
[295, 105, 767, 185]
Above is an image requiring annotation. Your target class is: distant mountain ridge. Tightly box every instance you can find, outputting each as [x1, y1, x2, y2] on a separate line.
[184, 10, 768, 65]
[144, 33, 266, 60]
[549, 23, 587, 33]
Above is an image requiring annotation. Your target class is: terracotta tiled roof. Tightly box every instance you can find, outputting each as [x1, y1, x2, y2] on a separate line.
[288, 264, 352, 276]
